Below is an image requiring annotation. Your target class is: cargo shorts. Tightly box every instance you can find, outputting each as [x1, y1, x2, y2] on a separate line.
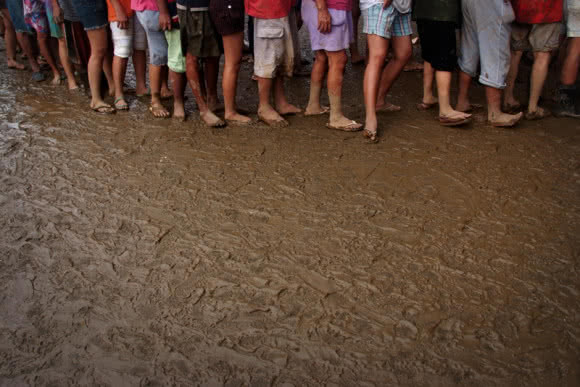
[253, 16, 296, 79]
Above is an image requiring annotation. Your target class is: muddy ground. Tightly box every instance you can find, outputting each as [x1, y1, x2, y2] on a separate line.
[0, 28, 579, 387]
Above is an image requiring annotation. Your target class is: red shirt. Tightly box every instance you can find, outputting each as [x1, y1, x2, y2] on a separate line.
[511, 0, 563, 24]
[245, 0, 293, 19]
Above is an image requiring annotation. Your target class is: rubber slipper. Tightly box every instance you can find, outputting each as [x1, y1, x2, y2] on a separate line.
[326, 120, 363, 132]
[439, 115, 472, 127]
[114, 97, 129, 111]
[417, 101, 437, 111]
[31, 71, 46, 82]
[149, 104, 170, 118]
[91, 104, 116, 115]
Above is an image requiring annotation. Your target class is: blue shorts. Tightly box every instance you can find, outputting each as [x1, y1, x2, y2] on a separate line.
[136, 10, 168, 66]
[6, 0, 31, 33]
[362, 4, 412, 39]
[70, 0, 108, 31]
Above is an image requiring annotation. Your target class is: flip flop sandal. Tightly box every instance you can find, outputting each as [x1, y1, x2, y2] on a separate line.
[326, 120, 363, 132]
[149, 104, 170, 118]
[363, 128, 379, 143]
[439, 115, 472, 127]
[304, 106, 330, 116]
[31, 71, 46, 82]
[91, 104, 116, 115]
[114, 97, 129, 111]
[416, 101, 437, 111]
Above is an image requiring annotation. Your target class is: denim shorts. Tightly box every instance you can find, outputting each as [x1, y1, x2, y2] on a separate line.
[70, 0, 108, 31]
[135, 10, 168, 66]
[6, 0, 31, 33]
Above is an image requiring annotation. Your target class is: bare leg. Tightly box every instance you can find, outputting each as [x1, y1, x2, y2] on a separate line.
[86, 27, 112, 110]
[185, 53, 223, 126]
[327, 50, 361, 129]
[504, 50, 523, 110]
[349, 0, 364, 64]
[305, 50, 328, 115]
[35, 31, 60, 83]
[103, 51, 114, 96]
[486, 86, 523, 126]
[149, 63, 170, 117]
[0, 9, 24, 69]
[16, 32, 40, 72]
[561, 37, 580, 85]
[436, 70, 470, 119]
[527, 51, 551, 115]
[222, 32, 250, 123]
[376, 35, 411, 110]
[133, 49, 148, 95]
[112, 55, 129, 108]
[57, 34, 78, 90]
[456, 70, 473, 112]
[420, 61, 437, 106]
[274, 76, 301, 115]
[257, 76, 287, 127]
[363, 34, 389, 134]
[204, 56, 221, 111]
[160, 65, 173, 98]
[169, 69, 185, 119]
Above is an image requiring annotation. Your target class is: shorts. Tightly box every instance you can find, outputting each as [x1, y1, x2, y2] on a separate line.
[208, 0, 245, 36]
[511, 22, 561, 52]
[6, 0, 31, 33]
[362, 4, 412, 39]
[110, 15, 147, 58]
[566, 0, 580, 37]
[57, 0, 79, 22]
[165, 29, 186, 73]
[23, 0, 49, 34]
[302, 0, 354, 52]
[458, 0, 514, 89]
[70, 0, 108, 31]
[417, 20, 457, 72]
[177, 9, 223, 58]
[136, 10, 168, 66]
[253, 16, 296, 78]
[46, 3, 63, 38]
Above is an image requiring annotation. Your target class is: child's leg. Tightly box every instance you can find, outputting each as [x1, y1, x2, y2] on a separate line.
[363, 34, 389, 133]
[222, 31, 250, 122]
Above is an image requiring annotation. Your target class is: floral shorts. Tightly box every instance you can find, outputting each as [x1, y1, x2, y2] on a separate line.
[23, 0, 49, 34]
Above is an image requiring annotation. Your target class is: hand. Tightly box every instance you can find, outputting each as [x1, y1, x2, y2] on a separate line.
[53, 3, 64, 24]
[116, 9, 129, 29]
[383, 0, 392, 8]
[317, 8, 331, 33]
[159, 12, 172, 31]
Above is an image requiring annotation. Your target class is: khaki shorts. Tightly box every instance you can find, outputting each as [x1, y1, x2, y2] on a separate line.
[253, 16, 296, 79]
[511, 22, 561, 52]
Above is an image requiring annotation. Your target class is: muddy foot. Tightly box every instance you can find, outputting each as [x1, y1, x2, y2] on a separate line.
[376, 102, 402, 113]
[327, 116, 363, 132]
[7, 59, 25, 70]
[258, 107, 288, 128]
[276, 103, 302, 116]
[304, 105, 330, 116]
[225, 112, 252, 125]
[488, 111, 523, 127]
[51, 75, 62, 86]
[201, 110, 226, 127]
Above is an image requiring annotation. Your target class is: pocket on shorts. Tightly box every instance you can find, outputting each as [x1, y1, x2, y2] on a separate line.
[257, 26, 284, 39]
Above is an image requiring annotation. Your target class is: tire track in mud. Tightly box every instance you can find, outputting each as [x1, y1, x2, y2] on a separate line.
[0, 44, 579, 386]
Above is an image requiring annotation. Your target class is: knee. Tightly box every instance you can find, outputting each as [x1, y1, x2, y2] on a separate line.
[92, 45, 108, 59]
[397, 45, 412, 63]
[369, 51, 386, 64]
[315, 52, 328, 66]
[114, 42, 132, 59]
[330, 52, 347, 70]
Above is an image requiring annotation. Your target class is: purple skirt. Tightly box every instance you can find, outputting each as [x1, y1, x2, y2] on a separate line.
[301, 0, 354, 52]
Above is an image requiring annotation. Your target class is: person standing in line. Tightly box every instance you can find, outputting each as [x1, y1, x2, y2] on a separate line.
[456, 0, 523, 127]
[0, 0, 26, 70]
[176, 0, 224, 126]
[208, 0, 252, 124]
[107, 0, 148, 110]
[132, 0, 171, 118]
[6, 0, 44, 80]
[503, 0, 563, 120]
[302, 0, 362, 131]
[69, 0, 116, 114]
[360, 0, 412, 142]
[157, 0, 187, 120]
[413, 0, 471, 126]
[556, 0, 580, 117]
[245, 0, 302, 127]
[46, 0, 79, 90]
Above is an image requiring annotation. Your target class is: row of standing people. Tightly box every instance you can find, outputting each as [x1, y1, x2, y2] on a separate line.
[1, 0, 579, 143]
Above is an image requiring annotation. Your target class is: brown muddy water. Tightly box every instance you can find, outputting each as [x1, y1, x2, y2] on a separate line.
[0, 33, 579, 386]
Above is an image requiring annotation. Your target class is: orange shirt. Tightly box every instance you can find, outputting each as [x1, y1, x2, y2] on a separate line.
[107, 0, 134, 22]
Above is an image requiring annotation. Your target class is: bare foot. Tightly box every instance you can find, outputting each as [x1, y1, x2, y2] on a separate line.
[149, 102, 170, 118]
[51, 74, 62, 85]
[200, 110, 226, 127]
[439, 109, 472, 121]
[304, 104, 329, 116]
[225, 112, 252, 124]
[67, 79, 80, 90]
[7, 59, 25, 70]
[258, 106, 288, 128]
[327, 115, 363, 132]
[276, 102, 302, 116]
[173, 102, 185, 120]
[376, 101, 402, 112]
[488, 111, 523, 127]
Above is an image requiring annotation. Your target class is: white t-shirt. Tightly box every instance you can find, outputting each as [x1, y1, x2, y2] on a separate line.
[359, 0, 412, 14]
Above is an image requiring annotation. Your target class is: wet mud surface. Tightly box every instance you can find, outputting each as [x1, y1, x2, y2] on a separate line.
[1, 35, 580, 386]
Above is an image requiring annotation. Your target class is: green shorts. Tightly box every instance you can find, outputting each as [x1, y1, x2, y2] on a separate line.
[46, 4, 63, 39]
[165, 29, 186, 73]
